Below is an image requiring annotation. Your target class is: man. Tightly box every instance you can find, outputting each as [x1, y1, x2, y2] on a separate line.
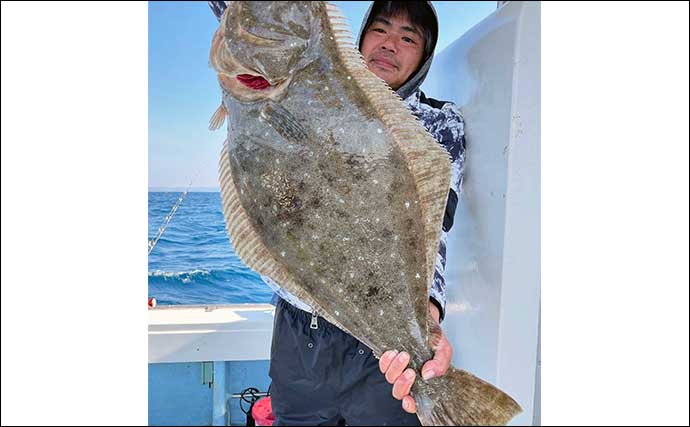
[211, 1, 466, 425]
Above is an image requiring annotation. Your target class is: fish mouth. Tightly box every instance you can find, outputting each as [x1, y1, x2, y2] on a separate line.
[218, 70, 291, 103]
[236, 74, 272, 90]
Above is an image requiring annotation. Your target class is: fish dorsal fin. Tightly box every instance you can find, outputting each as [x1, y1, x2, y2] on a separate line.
[322, 1, 452, 297]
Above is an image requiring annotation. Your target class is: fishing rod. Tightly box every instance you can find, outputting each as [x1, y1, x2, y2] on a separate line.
[147, 168, 202, 255]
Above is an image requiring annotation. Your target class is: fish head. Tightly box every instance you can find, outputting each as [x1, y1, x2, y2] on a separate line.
[210, 1, 322, 103]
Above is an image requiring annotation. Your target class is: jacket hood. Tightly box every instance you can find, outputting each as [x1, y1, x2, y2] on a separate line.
[355, 1, 439, 100]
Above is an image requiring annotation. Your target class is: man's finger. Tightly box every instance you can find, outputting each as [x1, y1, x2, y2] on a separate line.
[402, 396, 417, 414]
[384, 351, 410, 384]
[391, 368, 415, 400]
[422, 344, 452, 379]
[378, 350, 399, 374]
[421, 360, 440, 380]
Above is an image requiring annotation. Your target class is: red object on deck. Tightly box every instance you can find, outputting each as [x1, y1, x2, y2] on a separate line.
[148, 297, 157, 308]
[252, 396, 275, 426]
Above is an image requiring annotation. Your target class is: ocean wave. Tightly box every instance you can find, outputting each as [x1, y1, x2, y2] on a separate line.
[148, 269, 211, 281]
[148, 267, 261, 284]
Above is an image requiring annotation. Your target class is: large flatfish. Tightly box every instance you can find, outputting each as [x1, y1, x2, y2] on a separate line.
[209, 2, 521, 425]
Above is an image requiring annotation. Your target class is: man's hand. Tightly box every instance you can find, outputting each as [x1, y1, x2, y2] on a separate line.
[378, 302, 453, 413]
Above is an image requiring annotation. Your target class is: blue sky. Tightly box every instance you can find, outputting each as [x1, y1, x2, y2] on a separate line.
[148, 1, 497, 190]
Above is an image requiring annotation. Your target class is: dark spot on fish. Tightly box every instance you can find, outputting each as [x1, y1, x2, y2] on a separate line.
[292, 215, 304, 228]
[309, 198, 321, 208]
[381, 228, 392, 239]
[291, 197, 302, 209]
[365, 286, 380, 298]
[298, 181, 306, 191]
[345, 155, 361, 167]
[406, 238, 418, 251]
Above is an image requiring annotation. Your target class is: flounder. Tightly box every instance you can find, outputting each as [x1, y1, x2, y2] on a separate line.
[209, 2, 521, 425]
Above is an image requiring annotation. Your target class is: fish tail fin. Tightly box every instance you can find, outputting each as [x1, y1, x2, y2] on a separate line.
[414, 366, 523, 426]
[209, 103, 227, 131]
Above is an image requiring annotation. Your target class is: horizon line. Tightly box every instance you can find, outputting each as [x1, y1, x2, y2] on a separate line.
[149, 187, 220, 192]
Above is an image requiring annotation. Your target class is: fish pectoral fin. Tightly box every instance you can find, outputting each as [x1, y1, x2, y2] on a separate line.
[260, 101, 309, 142]
[209, 103, 228, 131]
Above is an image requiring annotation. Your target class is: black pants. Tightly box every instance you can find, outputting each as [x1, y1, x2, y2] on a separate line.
[268, 298, 421, 426]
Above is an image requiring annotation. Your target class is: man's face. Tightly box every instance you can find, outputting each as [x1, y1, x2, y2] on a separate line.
[360, 13, 425, 90]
